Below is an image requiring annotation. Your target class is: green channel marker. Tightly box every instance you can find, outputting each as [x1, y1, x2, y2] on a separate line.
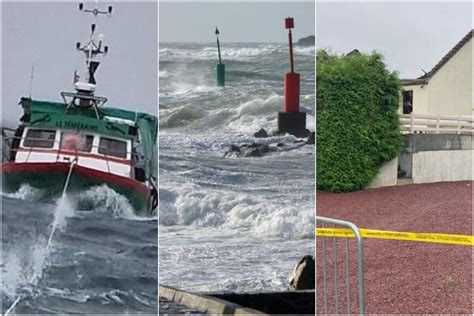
[216, 64, 225, 87]
[215, 27, 225, 87]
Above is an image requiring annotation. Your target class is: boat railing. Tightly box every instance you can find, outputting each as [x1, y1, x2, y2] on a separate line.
[2, 127, 16, 134]
[2, 128, 14, 162]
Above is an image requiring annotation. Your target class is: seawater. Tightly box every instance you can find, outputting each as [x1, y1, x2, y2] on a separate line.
[1, 185, 157, 313]
[159, 42, 315, 292]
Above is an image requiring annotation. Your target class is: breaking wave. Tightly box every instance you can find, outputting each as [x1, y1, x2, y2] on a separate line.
[74, 185, 137, 219]
[160, 44, 287, 61]
[2, 185, 157, 313]
[159, 185, 314, 239]
[160, 43, 314, 62]
[1, 184, 153, 221]
[160, 94, 315, 135]
[1, 184, 41, 200]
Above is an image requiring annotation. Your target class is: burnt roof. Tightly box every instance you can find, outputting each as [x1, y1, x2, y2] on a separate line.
[418, 29, 473, 80]
[401, 78, 427, 86]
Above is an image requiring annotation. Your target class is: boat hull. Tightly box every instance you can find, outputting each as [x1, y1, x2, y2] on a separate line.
[1, 162, 151, 212]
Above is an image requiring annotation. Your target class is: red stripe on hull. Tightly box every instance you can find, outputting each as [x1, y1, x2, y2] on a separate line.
[1, 162, 150, 196]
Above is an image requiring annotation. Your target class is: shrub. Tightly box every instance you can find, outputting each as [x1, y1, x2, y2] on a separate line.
[316, 50, 403, 192]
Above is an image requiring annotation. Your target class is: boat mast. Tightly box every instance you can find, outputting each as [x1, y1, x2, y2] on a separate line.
[76, 1, 113, 86]
[61, 2, 112, 115]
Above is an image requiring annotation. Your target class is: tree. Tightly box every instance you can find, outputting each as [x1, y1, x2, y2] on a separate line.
[316, 50, 403, 192]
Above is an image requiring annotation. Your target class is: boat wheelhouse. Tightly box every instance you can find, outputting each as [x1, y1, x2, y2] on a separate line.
[1, 2, 157, 213]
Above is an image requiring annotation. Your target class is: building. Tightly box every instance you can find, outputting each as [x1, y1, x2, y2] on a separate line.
[371, 30, 473, 188]
[401, 29, 473, 116]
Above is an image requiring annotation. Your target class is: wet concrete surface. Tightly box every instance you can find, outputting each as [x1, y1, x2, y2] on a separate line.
[159, 297, 207, 315]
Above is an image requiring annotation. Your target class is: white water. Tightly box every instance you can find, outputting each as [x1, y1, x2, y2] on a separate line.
[1, 184, 40, 200]
[2, 182, 155, 313]
[4, 166, 76, 314]
[159, 42, 315, 292]
[159, 44, 315, 61]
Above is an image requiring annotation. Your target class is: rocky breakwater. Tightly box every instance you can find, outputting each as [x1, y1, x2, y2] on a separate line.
[223, 128, 314, 159]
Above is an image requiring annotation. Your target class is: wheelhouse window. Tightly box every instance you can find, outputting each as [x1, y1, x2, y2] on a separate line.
[23, 129, 56, 148]
[98, 137, 128, 159]
[60, 132, 93, 152]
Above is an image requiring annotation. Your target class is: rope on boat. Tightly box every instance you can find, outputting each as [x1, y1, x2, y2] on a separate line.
[5, 159, 77, 315]
[4, 296, 22, 315]
[48, 158, 77, 247]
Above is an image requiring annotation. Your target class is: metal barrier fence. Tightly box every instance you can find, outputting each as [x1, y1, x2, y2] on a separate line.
[316, 216, 366, 315]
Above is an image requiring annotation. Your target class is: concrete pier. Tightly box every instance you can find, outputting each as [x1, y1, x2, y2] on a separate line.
[159, 286, 315, 315]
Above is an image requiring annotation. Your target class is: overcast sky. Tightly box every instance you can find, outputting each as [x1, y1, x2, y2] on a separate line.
[2, 2, 157, 125]
[2, 2, 472, 124]
[159, 2, 315, 43]
[317, 2, 472, 79]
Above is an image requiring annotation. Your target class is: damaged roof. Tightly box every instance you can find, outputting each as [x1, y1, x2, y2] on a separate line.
[402, 29, 473, 85]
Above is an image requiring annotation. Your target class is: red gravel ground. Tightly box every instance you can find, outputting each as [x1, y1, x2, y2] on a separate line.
[316, 181, 473, 314]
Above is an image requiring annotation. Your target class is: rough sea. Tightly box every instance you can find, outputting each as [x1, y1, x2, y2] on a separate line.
[159, 42, 315, 292]
[1, 185, 158, 314]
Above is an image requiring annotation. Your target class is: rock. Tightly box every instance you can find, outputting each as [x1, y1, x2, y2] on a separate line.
[223, 143, 276, 158]
[224, 129, 315, 158]
[223, 145, 241, 158]
[242, 144, 274, 157]
[254, 128, 269, 138]
[296, 35, 315, 47]
[230, 144, 241, 152]
[288, 255, 315, 290]
[306, 132, 315, 145]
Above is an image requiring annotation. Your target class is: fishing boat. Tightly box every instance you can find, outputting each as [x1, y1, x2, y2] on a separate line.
[1, 3, 157, 214]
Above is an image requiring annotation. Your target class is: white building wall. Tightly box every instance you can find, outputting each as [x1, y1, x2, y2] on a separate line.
[425, 38, 472, 116]
[403, 37, 473, 116]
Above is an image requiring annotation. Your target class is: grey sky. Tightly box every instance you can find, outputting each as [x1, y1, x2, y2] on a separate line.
[3, 2, 470, 123]
[2, 2, 157, 125]
[159, 2, 315, 43]
[317, 2, 472, 79]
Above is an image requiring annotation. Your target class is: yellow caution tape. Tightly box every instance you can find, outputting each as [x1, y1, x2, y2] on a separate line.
[316, 228, 474, 246]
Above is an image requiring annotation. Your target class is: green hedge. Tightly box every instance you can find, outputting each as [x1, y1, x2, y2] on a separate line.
[316, 50, 403, 192]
